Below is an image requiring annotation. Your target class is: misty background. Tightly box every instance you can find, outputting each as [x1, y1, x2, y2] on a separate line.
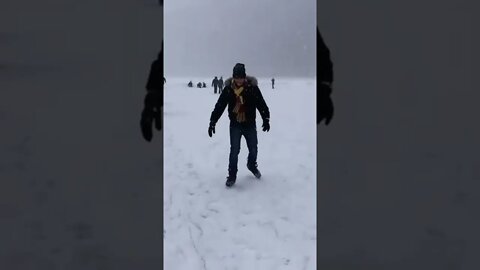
[164, 0, 316, 78]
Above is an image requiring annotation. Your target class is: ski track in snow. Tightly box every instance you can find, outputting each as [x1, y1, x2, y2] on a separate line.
[164, 78, 316, 270]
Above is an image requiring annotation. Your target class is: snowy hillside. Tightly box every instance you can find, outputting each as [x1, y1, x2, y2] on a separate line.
[164, 78, 316, 270]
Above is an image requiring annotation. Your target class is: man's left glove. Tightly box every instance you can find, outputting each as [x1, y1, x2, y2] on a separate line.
[140, 91, 162, 142]
[208, 122, 216, 137]
[262, 119, 270, 132]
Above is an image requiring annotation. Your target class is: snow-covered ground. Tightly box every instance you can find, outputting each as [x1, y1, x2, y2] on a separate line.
[164, 78, 316, 270]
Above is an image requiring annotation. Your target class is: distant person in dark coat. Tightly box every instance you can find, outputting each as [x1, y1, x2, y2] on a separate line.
[271, 78, 275, 89]
[197, 82, 202, 88]
[188, 81, 193, 87]
[212, 76, 219, 94]
[317, 28, 334, 125]
[203, 82, 207, 88]
[140, 47, 163, 142]
[218, 76, 224, 94]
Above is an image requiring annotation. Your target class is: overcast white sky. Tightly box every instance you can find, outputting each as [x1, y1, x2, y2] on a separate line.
[164, 0, 316, 78]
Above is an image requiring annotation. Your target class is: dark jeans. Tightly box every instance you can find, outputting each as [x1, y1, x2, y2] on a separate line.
[228, 122, 258, 175]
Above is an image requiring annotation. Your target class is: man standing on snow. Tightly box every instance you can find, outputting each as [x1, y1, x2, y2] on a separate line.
[208, 63, 270, 187]
[218, 76, 224, 94]
[140, 47, 163, 142]
[271, 77, 275, 89]
[317, 28, 334, 125]
[212, 76, 219, 94]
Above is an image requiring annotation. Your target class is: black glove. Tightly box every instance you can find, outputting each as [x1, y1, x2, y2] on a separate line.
[208, 122, 215, 137]
[262, 119, 270, 132]
[140, 91, 162, 142]
[318, 82, 334, 125]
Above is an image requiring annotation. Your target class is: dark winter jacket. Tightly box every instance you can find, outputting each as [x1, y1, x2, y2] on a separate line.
[145, 49, 163, 107]
[141, 48, 163, 136]
[317, 28, 335, 125]
[146, 59, 162, 91]
[317, 29, 333, 85]
[210, 76, 269, 127]
[212, 77, 218, 87]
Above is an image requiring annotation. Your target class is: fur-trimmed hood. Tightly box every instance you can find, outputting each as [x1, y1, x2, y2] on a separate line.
[224, 76, 258, 87]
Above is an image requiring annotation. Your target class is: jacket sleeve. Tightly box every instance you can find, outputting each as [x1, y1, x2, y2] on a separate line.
[210, 89, 229, 124]
[254, 86, 270, 121]
[146, 59, 163, 91]
[317, 28, 333, 84]
[145, 57, 163, 108]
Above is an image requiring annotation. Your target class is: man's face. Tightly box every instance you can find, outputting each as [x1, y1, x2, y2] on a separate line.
[233, 77, 245, 86]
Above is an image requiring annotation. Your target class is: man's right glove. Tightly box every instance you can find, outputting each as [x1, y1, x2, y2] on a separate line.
[262, 119, 270, 132]
[318, 82, 334, 125]
[208, 122, 215, 137]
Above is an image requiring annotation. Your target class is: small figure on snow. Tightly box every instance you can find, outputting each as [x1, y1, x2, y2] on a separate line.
[202, 82, 207, 88]
[188, 81, 193, 87]
[197, 82, 202, 88]
[208, 63, 270, 187]
[271, 77, 275, 89]
[212, 76, 219, 94]
[317, 28, 334, 125]
[218, 76, 224, 94]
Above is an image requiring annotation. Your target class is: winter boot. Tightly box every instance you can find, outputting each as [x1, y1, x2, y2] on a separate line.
[247, 163, 262, 179]
[225, 172, 237, 187]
